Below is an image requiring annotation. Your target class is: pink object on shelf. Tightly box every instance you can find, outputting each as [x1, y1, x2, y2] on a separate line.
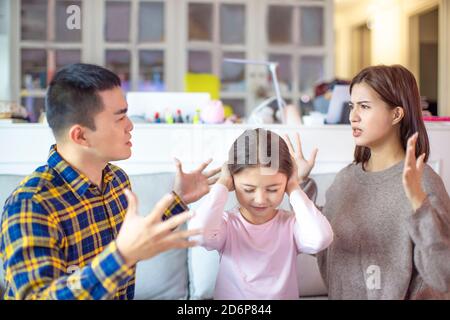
[201, 100, 225, 124]
[422, 116, 450, 122]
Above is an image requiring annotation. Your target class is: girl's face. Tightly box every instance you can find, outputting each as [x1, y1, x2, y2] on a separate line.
[349, 83, 401, 149]
[233, 167, 287, 225]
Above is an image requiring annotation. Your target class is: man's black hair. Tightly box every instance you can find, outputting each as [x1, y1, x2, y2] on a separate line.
[45, 63, 121, 138]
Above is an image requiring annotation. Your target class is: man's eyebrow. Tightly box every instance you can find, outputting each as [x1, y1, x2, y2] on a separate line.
[114, 108, 128, 115]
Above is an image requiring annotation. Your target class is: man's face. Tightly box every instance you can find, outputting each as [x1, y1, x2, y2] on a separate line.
[84, 86, 134, 162]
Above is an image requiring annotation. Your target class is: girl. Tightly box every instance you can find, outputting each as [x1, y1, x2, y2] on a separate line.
[189, 128, 333, 300]
[286, 65, 450, 299]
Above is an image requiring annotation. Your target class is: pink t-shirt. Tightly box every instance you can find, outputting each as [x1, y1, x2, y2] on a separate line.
[189, 184, 334, 300]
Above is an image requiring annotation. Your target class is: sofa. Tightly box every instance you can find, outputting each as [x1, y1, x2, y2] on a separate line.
[0, 171, 336, 300]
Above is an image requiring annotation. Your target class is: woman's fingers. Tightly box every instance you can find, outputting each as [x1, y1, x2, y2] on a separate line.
[405, 133, 418, 168]
[416, 153, 426, 173]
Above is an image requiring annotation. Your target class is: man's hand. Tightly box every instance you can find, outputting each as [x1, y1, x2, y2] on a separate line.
[173, 158, 221, 204]
[403, 132, 427, 211]
[116, 189, 202, 268]
[283, 133, 318, 184]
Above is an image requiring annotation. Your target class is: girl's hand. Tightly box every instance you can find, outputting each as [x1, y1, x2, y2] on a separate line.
[284, 133, 318, 184]
[286, 159, 301, 195]
[217, 163, 235, 191]
[403, 132, 427, 211]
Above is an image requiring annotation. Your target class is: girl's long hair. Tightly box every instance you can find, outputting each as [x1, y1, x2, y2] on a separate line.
[228, 128, 293, 178]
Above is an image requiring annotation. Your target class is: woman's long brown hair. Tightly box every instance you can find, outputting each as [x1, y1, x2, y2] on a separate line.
[350, 65, 430, 164]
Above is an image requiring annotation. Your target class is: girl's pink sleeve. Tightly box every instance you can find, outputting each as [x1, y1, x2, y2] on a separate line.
[188, 183, 229, 252]
[290, 188, 334, 254]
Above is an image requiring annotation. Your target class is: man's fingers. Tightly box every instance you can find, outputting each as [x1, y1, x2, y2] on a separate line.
[174, 158, 183, 173]
[145, 193, 176, 225]
[204, 167, 221, 178]
[161, 228, 202, 246]
[158, 239, 200, 253]
[207, 176, 220, 185]
[124, 189, 138, 217]
[160, 210, 194, 231]
[196, 158, 213, 173]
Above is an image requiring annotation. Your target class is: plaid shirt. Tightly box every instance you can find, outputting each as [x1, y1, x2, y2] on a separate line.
[0, 145, 186, 300]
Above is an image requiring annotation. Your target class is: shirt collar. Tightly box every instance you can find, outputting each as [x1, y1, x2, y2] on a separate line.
[47, 144, 115, 197]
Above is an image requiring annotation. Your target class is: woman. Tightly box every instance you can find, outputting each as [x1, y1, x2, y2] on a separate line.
[286, 65, 450, 299]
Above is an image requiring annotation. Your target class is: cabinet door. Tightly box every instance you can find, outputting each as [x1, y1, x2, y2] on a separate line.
[183, 0, 333, 119]
[262, 0, 333, 116]
[184, 0, 251, 117]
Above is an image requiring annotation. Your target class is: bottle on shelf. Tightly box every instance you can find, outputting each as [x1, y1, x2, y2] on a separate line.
[175, 109, 184, 123]
[154, 112, 162, 123]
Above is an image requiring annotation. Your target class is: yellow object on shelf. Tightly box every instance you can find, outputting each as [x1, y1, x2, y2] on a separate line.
[184, 73, 220, 100]
[223, 105, 234, 118]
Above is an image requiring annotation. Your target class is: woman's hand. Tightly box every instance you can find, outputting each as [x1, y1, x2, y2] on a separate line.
[284, 133, 318, 184]
[217, 163, 235, 191]
[402, 132, 427, 211]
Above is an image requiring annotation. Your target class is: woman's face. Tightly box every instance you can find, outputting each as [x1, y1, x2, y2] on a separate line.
[233, 167, 287, 225]
[349, 83, 400, 149]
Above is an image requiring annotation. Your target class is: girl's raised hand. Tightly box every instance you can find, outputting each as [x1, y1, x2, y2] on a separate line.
[286, 158, 301, 195]
[403, 132, 427, 211]
[283, 133, 318, 184]
[218, 162, 235, 191]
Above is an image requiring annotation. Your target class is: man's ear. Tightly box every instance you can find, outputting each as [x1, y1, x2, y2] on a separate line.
[392, 106, 404, 125]
[68, 125, 90, 147]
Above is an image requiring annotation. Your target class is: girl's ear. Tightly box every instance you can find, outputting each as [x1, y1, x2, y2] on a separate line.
[392, 106, 404, 125]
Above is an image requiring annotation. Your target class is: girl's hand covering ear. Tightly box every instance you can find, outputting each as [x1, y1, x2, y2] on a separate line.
[284, 132, 318, 184]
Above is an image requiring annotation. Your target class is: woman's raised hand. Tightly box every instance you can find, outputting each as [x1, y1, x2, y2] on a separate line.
[402, 132, 427, 211]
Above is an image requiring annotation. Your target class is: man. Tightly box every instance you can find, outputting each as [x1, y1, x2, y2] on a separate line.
[0, 63, 219, 299]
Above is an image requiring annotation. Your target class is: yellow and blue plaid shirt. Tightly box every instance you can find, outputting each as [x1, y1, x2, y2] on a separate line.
[0, 145, 149, 300]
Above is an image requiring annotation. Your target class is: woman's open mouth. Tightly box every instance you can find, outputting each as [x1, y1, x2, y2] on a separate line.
[352, 128, 362, 137]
